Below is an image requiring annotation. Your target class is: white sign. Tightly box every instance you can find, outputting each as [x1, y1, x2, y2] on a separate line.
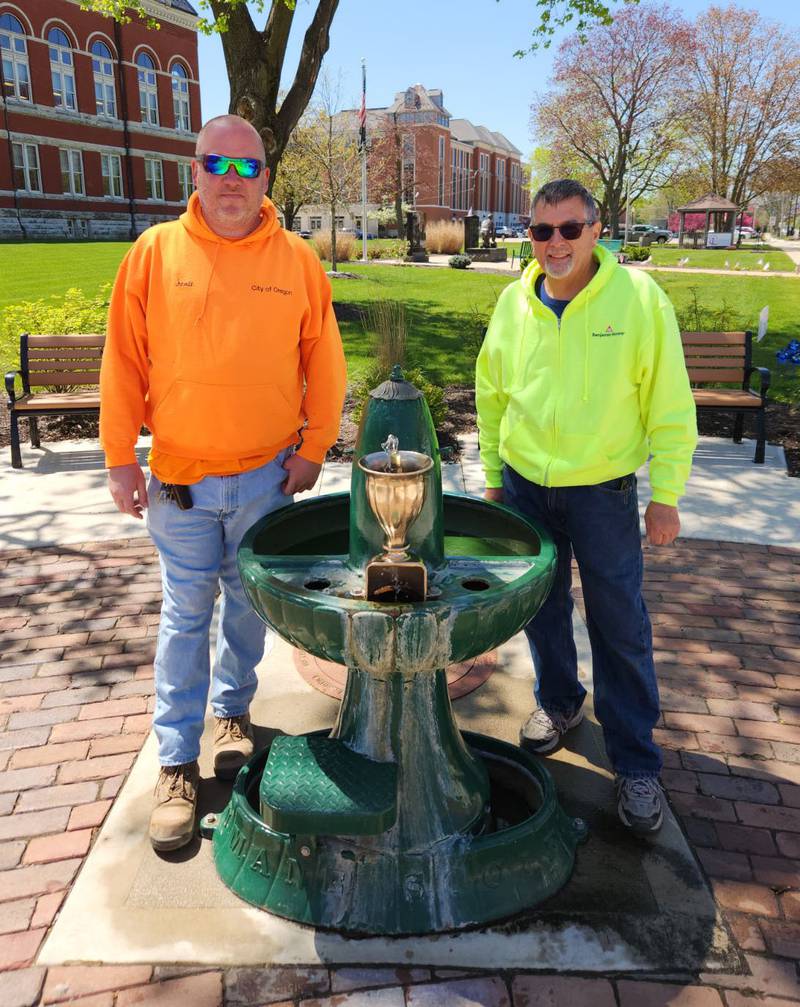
[757, 305, 769, 342]
[706, 232, 733, 248]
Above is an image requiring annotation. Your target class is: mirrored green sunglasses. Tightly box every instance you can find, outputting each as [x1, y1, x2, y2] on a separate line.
[200, 153, 263, 179]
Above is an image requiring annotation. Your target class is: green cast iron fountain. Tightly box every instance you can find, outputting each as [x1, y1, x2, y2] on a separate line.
[207, 367, 587, 934]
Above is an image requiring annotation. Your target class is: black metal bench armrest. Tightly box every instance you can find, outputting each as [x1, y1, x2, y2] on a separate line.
[747, 366, 771, 401]
[5, 370, 19, 405]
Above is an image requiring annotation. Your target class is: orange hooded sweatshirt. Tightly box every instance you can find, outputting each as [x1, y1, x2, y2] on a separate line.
[100, 193, 347, 484]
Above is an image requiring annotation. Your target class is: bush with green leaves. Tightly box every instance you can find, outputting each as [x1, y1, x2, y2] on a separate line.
[674, 286, 747, 333]
[621, 245, 651, 262]
[448, 254, 472, 269]
[1, 284, 111, 344]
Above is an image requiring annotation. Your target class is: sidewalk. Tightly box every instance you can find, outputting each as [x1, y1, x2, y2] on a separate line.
[1, 434, 799, 1006]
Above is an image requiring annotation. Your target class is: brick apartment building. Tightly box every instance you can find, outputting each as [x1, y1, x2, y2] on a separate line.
[293, 83, 530, 238]
[0, 0, 200, 240]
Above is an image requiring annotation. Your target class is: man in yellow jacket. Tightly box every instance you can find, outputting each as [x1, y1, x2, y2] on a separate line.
[476, 179, 696, 835]
[100, 115, 347, 851]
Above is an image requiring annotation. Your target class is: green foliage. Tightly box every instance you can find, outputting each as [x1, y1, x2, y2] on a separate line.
[351, 299, 447, 428]
[672, 286, 746, 334]
[1, 285, 110, 346]
[448, 254, 472, 270]
[509, 0, 638, 53]
[520, 256, 532, 269]
[621, 244, 651, 261]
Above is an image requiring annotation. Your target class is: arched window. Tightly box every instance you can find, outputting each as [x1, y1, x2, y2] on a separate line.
[171, 62, 190, 131]
[91, 40, 116, 118]
[0, 13, 31, 102]
[136, 51, 158, 125]
[48, 27, 75, 110]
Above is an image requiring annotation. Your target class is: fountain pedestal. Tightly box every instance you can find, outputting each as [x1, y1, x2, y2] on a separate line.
[209, 368, 587, 934]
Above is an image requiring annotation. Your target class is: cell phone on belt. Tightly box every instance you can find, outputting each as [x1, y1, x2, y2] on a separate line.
[172, 484, 193, 510]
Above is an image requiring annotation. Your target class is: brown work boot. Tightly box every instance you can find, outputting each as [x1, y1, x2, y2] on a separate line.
[213, 713, 254, 779]
[149, 761, 200, 852]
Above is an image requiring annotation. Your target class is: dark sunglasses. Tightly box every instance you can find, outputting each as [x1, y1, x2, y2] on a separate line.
[530, 220, 596, 241]
[199, 153, 263, 179]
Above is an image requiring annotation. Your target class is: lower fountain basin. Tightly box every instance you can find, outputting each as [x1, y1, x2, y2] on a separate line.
[210, 730, 587, 935]
[238, 493, 556, 672]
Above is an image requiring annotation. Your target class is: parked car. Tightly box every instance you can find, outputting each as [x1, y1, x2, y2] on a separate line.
[735, 226, 760, 241]
[494, 225, 514, 239]
[298, 230, 311, 239]
[628, 224, 672, 243]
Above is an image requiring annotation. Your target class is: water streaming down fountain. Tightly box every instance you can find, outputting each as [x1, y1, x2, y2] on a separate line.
[205, 366, 588, 934]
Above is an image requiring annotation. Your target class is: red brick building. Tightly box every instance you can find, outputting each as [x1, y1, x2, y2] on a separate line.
[0, 0, 200, 240]
[298, 83, 530, 237]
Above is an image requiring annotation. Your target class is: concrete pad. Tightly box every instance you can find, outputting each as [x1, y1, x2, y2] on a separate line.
[40, 620, 739, 974]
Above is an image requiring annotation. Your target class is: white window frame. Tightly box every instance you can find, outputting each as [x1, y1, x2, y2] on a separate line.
[496, 158, 506, 214]
[101, 152, 123, 198]
[59, 148, 84, 196]
[177, 161, 192, 202]
[144, 158, 164, 200]
[91, 40, 117, 118]
[479, 153, 490, 211]
[137, 52, 159, 125]
[48, 27, 75, 111]
[0, 13, 31, 102]
[12, 141, 40, 192]
[438, 136, 445, 207]
[171, 63, 190, 131]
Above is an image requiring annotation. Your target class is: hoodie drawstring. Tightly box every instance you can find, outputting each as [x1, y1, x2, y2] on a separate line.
[196, 242, 221, 325]
[583, 292, 590, 402]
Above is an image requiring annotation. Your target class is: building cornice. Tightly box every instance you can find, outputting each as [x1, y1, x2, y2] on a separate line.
[2, 129, 193, 163]
[63, 0, 199, 32]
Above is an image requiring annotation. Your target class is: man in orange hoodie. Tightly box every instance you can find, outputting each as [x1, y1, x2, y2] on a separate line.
[100, 115, 347, 852]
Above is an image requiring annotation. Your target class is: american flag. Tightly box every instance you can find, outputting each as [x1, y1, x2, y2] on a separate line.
[358, 62, 367, 152]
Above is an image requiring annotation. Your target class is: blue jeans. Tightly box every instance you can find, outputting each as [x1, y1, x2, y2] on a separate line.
[146, 450, 292, 766]
[502, 466, 661, 778]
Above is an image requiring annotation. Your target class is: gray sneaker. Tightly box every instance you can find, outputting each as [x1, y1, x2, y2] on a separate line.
[520, 707, 584, 754]
[616, 776, 663, 834]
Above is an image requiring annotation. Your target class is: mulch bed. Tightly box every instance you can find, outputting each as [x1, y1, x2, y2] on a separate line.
[1, 387, 797, 476]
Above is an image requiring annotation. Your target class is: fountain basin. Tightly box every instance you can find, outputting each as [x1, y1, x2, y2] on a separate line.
[238, 492, 557, 674]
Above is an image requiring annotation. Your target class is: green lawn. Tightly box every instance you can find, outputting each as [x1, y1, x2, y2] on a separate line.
[647, 246, 795, 272]
[0, 242, 130, 309]
[2, 243, 797, 405]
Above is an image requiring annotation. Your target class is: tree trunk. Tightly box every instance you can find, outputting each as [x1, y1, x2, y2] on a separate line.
[210, 0, 340, 194]
[330, 202, 337, 272]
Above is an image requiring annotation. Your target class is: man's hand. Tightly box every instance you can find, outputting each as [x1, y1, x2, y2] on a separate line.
[108, 463, 148, 519]
[645, 501, 680, 546]
[282, 454, 322, 495]
[484, 487, 504, 504]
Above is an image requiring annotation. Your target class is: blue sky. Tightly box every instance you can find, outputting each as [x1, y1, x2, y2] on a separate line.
[197, 0, 800, 158]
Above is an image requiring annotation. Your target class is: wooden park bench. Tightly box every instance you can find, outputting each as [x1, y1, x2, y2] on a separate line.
[681, 330, 770, 464]
[5, 333, 104, 468]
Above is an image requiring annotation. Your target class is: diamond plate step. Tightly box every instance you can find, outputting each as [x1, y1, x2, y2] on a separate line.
[259, 735, 398, 836]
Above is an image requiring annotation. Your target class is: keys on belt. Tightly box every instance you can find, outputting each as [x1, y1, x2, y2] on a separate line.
[159, 482, 193, 510]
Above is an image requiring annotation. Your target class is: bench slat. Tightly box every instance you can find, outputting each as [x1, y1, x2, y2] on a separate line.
[25, 370, 101, 386]
[688, 368, 747, 383]
[693, 389, 760, 407]
[682, 345, 746, 358]
[27, 347, 103, 360]
[27, 334, 105, 348]
[11, 391, 100, 411]
[681, 331, 747, 346]
[684, 357, 747, 370]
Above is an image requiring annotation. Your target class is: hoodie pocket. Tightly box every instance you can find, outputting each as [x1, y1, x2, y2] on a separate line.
[152, 379, 300, 458]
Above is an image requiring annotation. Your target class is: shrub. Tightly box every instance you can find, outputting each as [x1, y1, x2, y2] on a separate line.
[367, 245, 383, 259]
[382, 238, 410, 259]
[426, 220, 463, 255]
[448, 254, 472, 269]
[621, 244, 650, 262]
[1, 285, 111, 350]
[352, 299, 447, 429]
[674, 286, 747, 333]
[310, 231, 356, 262]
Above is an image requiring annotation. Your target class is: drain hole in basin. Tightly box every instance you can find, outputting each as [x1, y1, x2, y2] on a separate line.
[462, 578, 490, 591]
[304, 578, 331, 591]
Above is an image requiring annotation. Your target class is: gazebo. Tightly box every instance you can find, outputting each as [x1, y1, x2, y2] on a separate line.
[676, 194, 741, 248]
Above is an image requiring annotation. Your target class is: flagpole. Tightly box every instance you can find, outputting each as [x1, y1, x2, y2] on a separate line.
[360, 58, 368, 263]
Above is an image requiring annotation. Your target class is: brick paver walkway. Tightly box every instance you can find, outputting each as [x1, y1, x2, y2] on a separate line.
[1, 538, 799, 1006]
